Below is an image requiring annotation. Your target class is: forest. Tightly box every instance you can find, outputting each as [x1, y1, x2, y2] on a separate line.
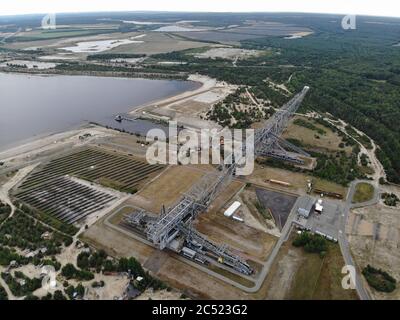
[153, 15, 400, 183]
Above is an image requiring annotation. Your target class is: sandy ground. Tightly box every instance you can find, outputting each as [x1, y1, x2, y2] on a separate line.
[0, 126, 114, 165]
[247, 163, 347, 197]
[136, 288, 183, 300]
[239, 189, 281, 237]
[131, 74, 217, 113]
[347, 202, 400, 300]
[131, 74, 235, 131]
[193, 48, 262, 61]
[130, 165, 208, 214]
[0, 60, 58, 69]
[60, 35, 146, 53]
[85, 274, 130, 300]
[155, 257, 251, 300]
[195, 180, 277, 261]
[303, 114, 386, 183]
[82, 219, 156, 264]
[264, 248, 303, 299]
[283, 115, 352, 155]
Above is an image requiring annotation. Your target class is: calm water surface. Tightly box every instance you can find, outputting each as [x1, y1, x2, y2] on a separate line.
[0, 73, 199, 150]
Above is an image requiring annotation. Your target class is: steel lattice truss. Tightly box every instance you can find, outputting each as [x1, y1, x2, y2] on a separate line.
[125, 86, 310, 275]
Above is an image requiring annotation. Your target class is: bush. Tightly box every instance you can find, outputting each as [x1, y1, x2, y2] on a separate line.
[362, 265, 397, 293]
[53, 290, 67, 300]
[293, 232, 328, 255]
[61, 263, 94, 281]
[0, 285, 7, 300]
[382, 193, 399, 207]
[91, 280, 105, 288]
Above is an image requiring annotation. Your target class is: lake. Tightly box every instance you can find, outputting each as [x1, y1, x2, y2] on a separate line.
[0, 73, 199, 150]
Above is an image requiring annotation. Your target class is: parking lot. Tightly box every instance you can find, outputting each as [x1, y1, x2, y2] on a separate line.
[293, 196, 341, 241]
[255, 188, 298, 230]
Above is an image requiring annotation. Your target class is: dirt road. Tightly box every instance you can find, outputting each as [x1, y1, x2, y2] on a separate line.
[0, 164, 38, 220]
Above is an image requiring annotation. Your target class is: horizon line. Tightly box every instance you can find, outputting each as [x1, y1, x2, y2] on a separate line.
[1, 10, 400, 20]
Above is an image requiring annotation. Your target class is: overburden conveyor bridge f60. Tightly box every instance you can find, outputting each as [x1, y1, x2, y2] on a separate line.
[124, 86, 310, 275]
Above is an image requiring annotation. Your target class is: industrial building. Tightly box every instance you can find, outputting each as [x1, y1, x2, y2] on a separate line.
[297, 196, 314, 218]
[223, 201, 244, 222]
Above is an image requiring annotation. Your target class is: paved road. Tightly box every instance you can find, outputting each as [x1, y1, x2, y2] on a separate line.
[338, 180, 380, 300]
[104, 197, 301, 293]
[104, 181, 378, 298]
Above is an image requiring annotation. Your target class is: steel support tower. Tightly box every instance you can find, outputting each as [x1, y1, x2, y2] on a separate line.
[124, 86, 310, 275]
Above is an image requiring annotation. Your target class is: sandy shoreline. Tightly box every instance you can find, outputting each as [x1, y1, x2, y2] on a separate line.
[0, 74, 213, 162]
[128, 74, 215, 116]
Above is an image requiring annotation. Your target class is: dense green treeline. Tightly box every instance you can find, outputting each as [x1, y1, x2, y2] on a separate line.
[154, 17, 400, 183]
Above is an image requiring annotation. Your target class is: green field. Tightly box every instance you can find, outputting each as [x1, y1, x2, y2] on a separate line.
[352, 183, 375, 204]
[289, 244, 359, 300]
[11, 28, 118, 42]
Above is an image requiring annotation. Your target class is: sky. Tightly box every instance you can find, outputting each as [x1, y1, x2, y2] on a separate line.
[0, 0, 400, 18]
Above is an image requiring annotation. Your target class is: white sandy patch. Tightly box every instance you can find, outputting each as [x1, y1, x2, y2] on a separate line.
[60, 35, 146, 53]
[194, 48, 261, 60]
[136, 289, 183, 300]
[0, 60, 58, 69]
[284, 31, 314, 39]
[0, 127, 113, 164]
[154, 25, 208, 32]
[122, 20, 169, 25]
[193, 88, 231, 104]
[157, 61, 187, 65]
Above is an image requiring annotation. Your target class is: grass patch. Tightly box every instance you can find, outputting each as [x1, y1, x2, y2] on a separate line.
[293, 118, 327, 136]
[288, 251, 323, 300]
[208, 265, 255, 288]
[313, 244, 359, 300]
[97, 177, 137, 194]
[254, 200, 271, 220]
[289, 243, 358, 300]
[352, 183, 375, 203]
